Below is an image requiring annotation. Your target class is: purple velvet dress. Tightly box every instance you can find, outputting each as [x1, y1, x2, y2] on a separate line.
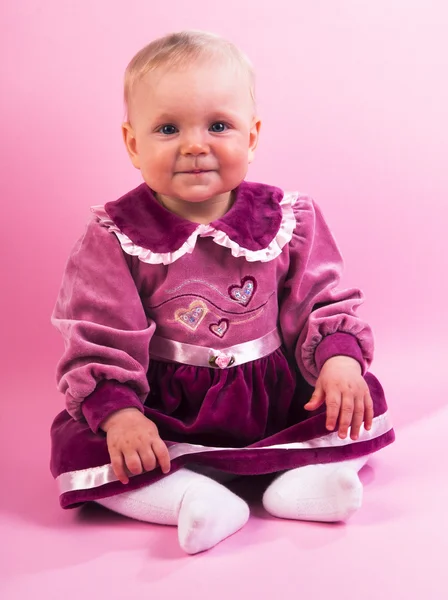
[50, 181, 394, 508]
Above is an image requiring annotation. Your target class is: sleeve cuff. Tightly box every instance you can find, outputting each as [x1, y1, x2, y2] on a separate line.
[314, 332, 365, 374]
[81, 380, 144, 433]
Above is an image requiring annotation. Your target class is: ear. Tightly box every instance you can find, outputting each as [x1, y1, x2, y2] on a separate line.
[122, 122, 141, 170]
[248, 118, 261, 163]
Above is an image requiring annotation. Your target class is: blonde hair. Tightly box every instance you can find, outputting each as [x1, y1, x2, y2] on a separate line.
[124, 30, 255, 116]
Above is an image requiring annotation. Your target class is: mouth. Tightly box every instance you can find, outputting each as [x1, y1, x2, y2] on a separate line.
[178, 169, 213, 175]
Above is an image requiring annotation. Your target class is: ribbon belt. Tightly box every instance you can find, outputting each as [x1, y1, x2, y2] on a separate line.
[149, 329, 282, 369]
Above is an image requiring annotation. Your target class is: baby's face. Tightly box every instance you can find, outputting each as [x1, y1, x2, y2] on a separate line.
[123, 59, 260, 205]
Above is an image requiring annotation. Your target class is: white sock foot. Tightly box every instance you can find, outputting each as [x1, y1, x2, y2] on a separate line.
[96, 468, 249, 554]
[262, 457, 368, 523]
[178, 481, 249, 554]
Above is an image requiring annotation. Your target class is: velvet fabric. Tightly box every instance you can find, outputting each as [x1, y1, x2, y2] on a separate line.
[51, 372, 394, 508]
[52, 183, 374, 423]
[50, 181, 394, 508]
[105, 181, 284, 254]
[315, 332, 364, 373]
[82, 380, 144, 434]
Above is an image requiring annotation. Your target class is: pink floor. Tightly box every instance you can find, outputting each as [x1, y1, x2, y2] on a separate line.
[1, 351, 447, 600]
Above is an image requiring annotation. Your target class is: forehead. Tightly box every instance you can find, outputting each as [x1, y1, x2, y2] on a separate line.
[129, 59, 253, 120]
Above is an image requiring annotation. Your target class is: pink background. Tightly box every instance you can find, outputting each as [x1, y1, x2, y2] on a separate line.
[1, 1, 447, 598]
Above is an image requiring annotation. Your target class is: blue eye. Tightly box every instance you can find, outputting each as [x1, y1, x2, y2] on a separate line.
[209, 122, 228, 133]
[159, 124, 178, 135]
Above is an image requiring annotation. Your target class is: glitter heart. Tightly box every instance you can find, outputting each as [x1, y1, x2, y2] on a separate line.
[228, 277, 256, 306]
[210, 319, 229, 338]
[174, 301, 207, 331]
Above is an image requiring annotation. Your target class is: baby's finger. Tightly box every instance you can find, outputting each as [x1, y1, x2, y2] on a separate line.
[153, 438, 171, 474]
[338, 393, 354, 439]
[364, 390, 374, 431]
[138, 446, 157, 473]
[123, 450, 143, 476]
[109, 448, 129, 484]
[304, 384, 325, 411]
[350, 395, 365, 440]
[325, 393, 342, 431]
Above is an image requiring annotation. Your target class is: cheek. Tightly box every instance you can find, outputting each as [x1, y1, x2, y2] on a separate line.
[219, 139, 250, 165]
[142, 143, 173, 172]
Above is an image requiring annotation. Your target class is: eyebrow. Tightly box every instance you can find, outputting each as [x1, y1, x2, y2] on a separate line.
[150, 109, 245, 124]
[150, 113, 178, 122]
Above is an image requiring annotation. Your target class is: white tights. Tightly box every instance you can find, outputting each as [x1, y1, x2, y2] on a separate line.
[97, 468, 249, 555]
[262, 456, 369, 522]
[96, 457, 369, 553]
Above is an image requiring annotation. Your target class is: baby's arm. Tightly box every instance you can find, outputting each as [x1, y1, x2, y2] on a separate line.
[52, 218, 168, 480]
[280, 197, 375, 438]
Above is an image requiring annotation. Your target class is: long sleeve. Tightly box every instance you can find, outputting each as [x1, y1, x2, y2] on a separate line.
[279, 197, 374, 385]
[52, 217, 155, 431]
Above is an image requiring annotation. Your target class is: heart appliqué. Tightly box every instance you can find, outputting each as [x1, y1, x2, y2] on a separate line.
[174, 300, 207, 331]
[228, 277, 257, 306]
[209, 319, 229, 338]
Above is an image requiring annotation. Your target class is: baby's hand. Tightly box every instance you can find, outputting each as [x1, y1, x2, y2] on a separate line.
[100, 408, 171, 484]
[304, 356, 373, 440]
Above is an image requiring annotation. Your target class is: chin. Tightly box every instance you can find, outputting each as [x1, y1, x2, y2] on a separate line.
[182, 195, 216, 204]
[177, 189, 226, 203]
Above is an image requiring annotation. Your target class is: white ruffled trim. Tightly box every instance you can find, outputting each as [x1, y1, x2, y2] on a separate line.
[91, 191, 299, 265]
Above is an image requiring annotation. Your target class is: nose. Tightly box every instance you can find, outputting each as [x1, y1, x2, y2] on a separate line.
[180, 130, 210, 156]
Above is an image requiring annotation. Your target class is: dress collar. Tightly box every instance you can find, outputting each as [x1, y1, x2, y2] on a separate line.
[104, 181, 284, 253]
